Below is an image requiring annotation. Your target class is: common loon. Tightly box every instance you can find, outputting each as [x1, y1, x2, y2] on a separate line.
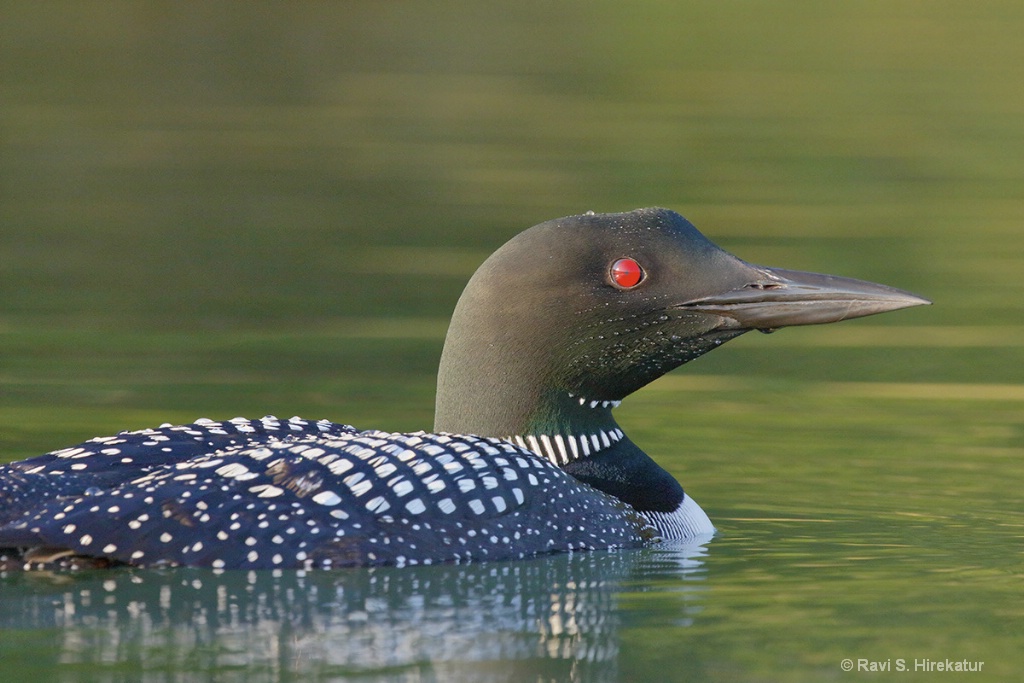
[0, 208, 929, 570]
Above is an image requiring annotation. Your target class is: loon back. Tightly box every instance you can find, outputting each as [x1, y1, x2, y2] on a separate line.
[0, 417, 672, 569]
[0, 208, 929, 570]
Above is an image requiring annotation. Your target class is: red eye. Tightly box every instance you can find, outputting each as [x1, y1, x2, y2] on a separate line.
[610, 258, 644, 288]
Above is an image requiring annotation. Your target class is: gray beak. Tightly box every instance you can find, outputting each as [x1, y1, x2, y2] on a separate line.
[678, 265, 931, 330]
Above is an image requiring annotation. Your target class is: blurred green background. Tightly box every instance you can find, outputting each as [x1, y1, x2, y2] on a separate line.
[4, 1, 1018, 458]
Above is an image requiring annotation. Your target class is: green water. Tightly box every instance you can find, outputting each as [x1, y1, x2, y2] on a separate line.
[1, 2, 1022, 681]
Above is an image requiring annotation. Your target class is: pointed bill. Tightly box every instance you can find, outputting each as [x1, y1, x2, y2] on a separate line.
[678, 266, 931, 330]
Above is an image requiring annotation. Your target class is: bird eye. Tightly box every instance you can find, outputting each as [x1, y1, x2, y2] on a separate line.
[610, 258, 645, 289]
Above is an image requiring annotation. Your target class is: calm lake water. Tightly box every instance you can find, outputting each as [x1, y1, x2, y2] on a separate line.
[2, 2, 1022, 681]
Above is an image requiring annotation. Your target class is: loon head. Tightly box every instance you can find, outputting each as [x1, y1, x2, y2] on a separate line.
[435, 207, 929, 443]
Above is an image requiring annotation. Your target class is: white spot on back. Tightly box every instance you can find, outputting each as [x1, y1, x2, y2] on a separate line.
[250, 484, 285, 498]
[388, 480, 412, 497]
[312, 491, 341, 506]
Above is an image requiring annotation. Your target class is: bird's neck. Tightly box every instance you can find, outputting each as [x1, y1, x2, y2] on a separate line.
[505, 394, 686, 515]
[499, 389, 626, 465]
[435, 337, 621, 452]
[432, 274, 687, 516]
[436, 378, 686, 514]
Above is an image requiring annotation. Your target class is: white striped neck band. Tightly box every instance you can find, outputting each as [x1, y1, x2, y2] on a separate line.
[566, 392, 622, 410]
[504, 428, 625, 467]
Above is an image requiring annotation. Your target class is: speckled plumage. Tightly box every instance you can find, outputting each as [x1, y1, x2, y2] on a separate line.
[0, 417, 654, 570]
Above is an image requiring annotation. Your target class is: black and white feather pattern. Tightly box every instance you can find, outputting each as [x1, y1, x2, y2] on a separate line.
[0, 417, 656, 569]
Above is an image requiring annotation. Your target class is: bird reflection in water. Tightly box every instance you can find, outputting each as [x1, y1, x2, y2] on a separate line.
[1, 537, 710, 681]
